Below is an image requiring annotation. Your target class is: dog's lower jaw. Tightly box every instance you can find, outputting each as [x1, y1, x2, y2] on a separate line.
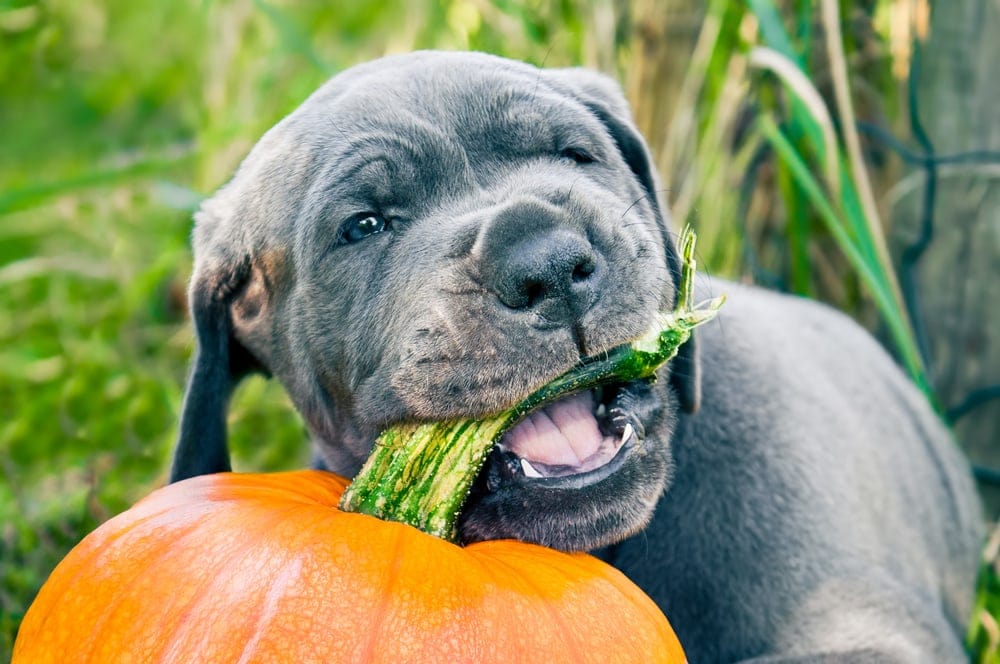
[457, 380, 677, 553]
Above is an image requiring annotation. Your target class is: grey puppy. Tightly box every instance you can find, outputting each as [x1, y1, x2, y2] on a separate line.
[172, 51, 983, 662]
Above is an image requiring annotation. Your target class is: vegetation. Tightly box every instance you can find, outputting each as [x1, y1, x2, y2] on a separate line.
[1, 0, 995, 660]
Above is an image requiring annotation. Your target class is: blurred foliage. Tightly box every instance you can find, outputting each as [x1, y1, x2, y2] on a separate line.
[0, 0, 996, 660]
[0, 0, 617, 654]
[973, 526, 1000, 663]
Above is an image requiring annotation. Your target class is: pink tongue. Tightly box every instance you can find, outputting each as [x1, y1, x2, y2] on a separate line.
[500, 391, 605, 468]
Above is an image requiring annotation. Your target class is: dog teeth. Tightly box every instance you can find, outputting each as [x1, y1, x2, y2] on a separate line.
[622, 422, 634, 442]
[520, 458, 544, 478]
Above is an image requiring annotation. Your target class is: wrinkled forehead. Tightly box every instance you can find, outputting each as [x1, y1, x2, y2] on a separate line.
[283, 53, 605, 162]
[203, 53, 622, 253]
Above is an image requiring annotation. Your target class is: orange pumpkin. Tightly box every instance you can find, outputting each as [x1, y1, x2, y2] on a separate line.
[14, 470, 685, 663]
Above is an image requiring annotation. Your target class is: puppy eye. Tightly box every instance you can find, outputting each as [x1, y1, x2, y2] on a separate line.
[339, 213, 388, 244]
[560, 147, 596, 165]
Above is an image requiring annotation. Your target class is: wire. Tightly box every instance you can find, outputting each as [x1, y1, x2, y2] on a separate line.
[897, 41, 935, 375]
[854, 41, 1000, 428]
[745, 37, 1000, 431]
[949, 385, 1000, 424]
[856, 122, 1000, 166]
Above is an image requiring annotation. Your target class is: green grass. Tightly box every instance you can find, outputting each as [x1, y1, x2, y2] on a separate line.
[1, 0, 995, 660]
[0, 1, 603, 655]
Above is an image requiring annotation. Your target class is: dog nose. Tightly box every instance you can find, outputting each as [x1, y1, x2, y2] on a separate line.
[478, 202, 602, 325]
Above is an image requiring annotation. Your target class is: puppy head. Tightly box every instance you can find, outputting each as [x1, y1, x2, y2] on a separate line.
[174, 51, 699, 551]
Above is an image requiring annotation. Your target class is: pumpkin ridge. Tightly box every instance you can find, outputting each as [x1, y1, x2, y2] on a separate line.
[153, 501, 314, 660]
[519, 551, 653, 664]
[26, 506, 212, 659]
[205, 470, 348, 507]
[17, 508, 157, 650]
[574, 554, 686, 660]
[356, 521, 408, 662]
[477, 546, 591, 663]
[233, 556, 305, 664]
[578, 552, 687, 662]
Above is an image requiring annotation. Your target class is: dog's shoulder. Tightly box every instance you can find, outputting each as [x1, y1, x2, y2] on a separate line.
[691, 279, 948, 443]
[620, 278, 983, 660]
[688, 278, 980, 540]
[692, 278, 890, 379]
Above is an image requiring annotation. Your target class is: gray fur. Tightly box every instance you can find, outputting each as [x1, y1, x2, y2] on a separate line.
[601, 283, 982, 661]
[172, 51, 983, 662]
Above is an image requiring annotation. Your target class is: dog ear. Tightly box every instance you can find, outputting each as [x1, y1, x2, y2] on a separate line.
[170, 190, 274, 482]
[546, 68, 702, 412]
[171, 256, 266, 481]
[170, 266, 239, 482]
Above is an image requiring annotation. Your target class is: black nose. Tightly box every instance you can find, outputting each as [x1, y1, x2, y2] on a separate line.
[478, 201, 603, 326]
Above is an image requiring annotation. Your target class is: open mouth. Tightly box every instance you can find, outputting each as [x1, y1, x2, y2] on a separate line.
[488, 381, 646, 487]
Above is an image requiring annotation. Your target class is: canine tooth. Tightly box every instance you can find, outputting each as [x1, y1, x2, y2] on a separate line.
[622, 422, 635, 442]
[520, 458, 544, 478]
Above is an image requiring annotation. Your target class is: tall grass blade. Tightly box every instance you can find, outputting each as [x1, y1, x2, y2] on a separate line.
[746, 0, 800, 65]
[748, 46, 841, 198]
[819, 0, 917, 363]
[757, 114, 931, 396]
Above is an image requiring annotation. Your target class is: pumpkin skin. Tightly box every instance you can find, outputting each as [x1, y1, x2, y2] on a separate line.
[14, 470, 685, 663]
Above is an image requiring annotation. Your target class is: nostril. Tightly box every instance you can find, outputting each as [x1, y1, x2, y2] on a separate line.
[478, 208, 604, 318]
[523, 280, 545, 308]
[502, 254, 599, 312]
[572, 258, 596, 283]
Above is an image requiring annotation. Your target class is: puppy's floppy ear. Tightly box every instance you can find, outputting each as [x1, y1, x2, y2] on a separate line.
[171, 205, 268, 482]
[546, 68, 701, 412]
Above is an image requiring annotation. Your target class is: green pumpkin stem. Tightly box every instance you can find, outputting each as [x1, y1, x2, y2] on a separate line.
[339, 227, 724, 543]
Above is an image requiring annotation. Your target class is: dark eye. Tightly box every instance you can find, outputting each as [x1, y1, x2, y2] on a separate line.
[560, 147, 596, 165]
[339, 213, 388, 244]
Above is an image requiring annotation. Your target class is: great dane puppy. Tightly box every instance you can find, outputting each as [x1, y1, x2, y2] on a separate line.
[171, 51, 983, 662]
